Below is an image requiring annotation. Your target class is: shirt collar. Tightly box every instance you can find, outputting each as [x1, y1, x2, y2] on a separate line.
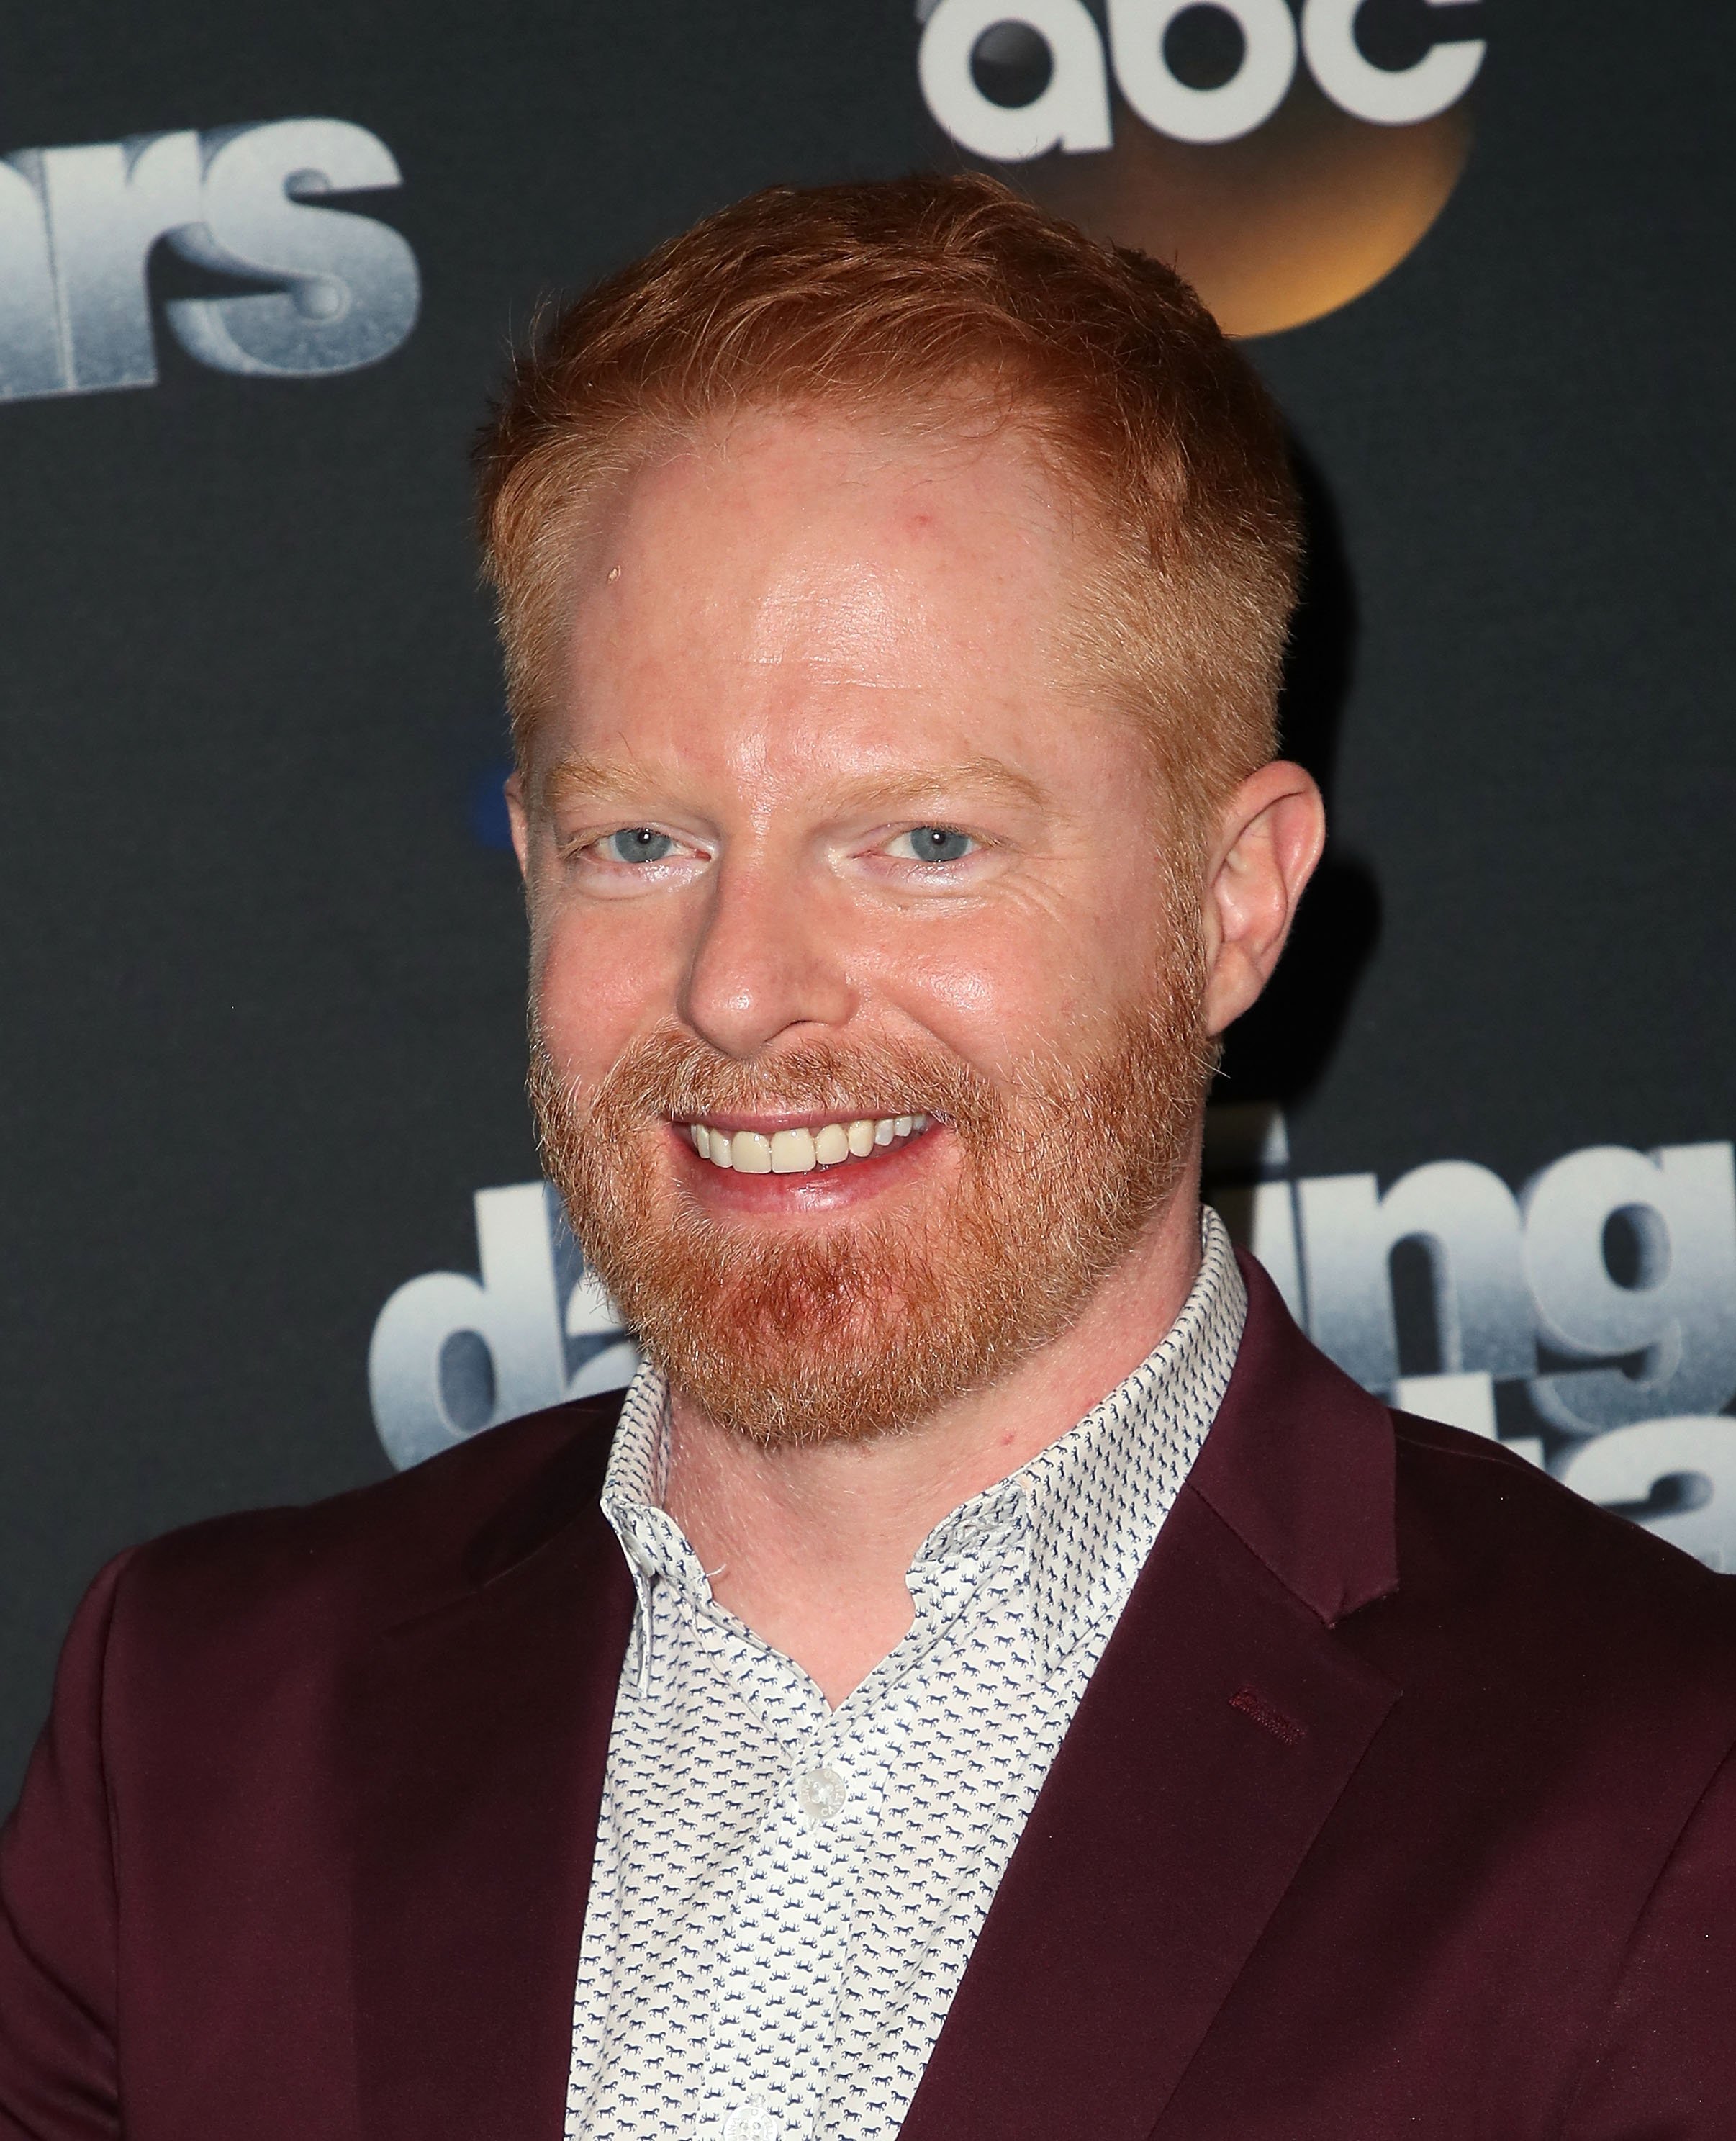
[600, 1207, 1247, 1678]
[599, 1374, 690, 1609]
[996, 1207, 1244, 1674]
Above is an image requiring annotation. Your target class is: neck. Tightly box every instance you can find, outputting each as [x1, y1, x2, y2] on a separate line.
[661, 1176, 1206, 1705]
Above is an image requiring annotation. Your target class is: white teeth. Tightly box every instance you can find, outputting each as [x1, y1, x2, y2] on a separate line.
[733, 1130, 773, 1173]
[770, 1127, 816, 1173]
[687, 1114, 932, 1173]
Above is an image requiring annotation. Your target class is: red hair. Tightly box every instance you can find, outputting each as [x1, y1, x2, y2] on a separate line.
[474, 172, 1299, 839]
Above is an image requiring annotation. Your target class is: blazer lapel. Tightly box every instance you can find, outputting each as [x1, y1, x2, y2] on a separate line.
[347, 1417, 636, 2141]
[900, 1254, 1403, 2141]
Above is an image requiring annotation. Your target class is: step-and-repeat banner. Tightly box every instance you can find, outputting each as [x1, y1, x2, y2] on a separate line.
[1, 0, 1731, 1800]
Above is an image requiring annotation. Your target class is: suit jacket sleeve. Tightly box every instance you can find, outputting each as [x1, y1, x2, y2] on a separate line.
[0, 1555, 129, 2140]
[1563, 1736, 1736, 2137]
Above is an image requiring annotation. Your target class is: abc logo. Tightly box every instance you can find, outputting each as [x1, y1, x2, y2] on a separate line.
[917, 0, 1486, 335]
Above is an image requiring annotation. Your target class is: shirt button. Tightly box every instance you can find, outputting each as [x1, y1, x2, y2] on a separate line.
[723, 2100, 780, 2141]
[795, 1764, 849, 1824]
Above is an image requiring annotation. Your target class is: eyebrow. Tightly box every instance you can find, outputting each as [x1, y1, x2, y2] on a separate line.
[541, 753, 1047, 814]
[541, 754, 662, 811]
[824, 758, 1047, 813]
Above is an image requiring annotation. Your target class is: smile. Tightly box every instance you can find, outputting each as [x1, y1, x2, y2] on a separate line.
[682, 1114, 933, 1174]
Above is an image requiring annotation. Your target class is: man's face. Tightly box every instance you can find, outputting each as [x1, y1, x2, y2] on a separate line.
[512, 407, 1213, 1444]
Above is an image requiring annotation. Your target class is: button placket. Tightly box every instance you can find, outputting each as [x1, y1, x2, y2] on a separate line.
[721, 2097, 782, 2141]
[700, 1795, 851, 2141]
[795, 1760, 850, 1826]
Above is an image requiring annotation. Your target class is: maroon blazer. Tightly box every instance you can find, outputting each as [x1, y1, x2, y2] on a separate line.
[4, 1254, 1735, 2139]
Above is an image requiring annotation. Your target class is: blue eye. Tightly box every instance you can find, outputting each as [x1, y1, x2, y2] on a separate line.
[601, 827, 675, 865]
[898, 826, 973, 864]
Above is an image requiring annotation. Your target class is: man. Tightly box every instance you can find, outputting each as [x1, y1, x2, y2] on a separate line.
[2, 174, 1732, 2141]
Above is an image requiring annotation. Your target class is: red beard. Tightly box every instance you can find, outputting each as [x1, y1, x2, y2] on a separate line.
[530, 973, 1211, 1448]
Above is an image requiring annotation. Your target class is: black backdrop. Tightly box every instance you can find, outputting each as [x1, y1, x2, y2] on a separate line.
[3, 0, 1733, 1805]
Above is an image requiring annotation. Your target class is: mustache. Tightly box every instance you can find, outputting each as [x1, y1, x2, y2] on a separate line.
[530, 1022, 1004, 1135]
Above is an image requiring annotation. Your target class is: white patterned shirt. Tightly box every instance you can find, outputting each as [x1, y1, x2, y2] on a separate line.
[564, 1207, 1246, 2141]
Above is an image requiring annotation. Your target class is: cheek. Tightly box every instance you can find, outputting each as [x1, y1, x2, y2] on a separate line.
[885, 915, 1139, 1081]
[530, 898, 674, 1076]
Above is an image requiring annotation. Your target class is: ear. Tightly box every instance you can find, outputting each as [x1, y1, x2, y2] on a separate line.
[504, 769, 532, 881]
[1200, 760, 1326, 1037]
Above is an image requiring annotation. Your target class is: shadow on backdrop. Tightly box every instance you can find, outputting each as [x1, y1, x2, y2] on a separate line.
[1215, 442, 1380, 1107]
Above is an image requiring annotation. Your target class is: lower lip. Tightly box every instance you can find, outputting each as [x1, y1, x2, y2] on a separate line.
[666, 1122, 946, 1214]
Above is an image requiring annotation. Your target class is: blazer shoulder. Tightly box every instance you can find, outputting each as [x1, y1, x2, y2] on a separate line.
[1383, 1405, 1736, 1695]
[112, 1392, 626, 1647]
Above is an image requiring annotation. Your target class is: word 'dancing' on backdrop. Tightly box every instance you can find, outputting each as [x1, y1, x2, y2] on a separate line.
[369, 1115, 1736, 1572]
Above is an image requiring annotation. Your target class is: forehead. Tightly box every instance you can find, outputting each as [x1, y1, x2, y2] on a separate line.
[542, 405, 1111, 790]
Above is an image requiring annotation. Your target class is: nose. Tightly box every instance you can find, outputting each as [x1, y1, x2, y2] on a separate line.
[678, 844, 857, 1059]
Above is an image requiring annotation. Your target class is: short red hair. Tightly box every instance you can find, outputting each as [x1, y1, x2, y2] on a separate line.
[474, 172, 1299, 840]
